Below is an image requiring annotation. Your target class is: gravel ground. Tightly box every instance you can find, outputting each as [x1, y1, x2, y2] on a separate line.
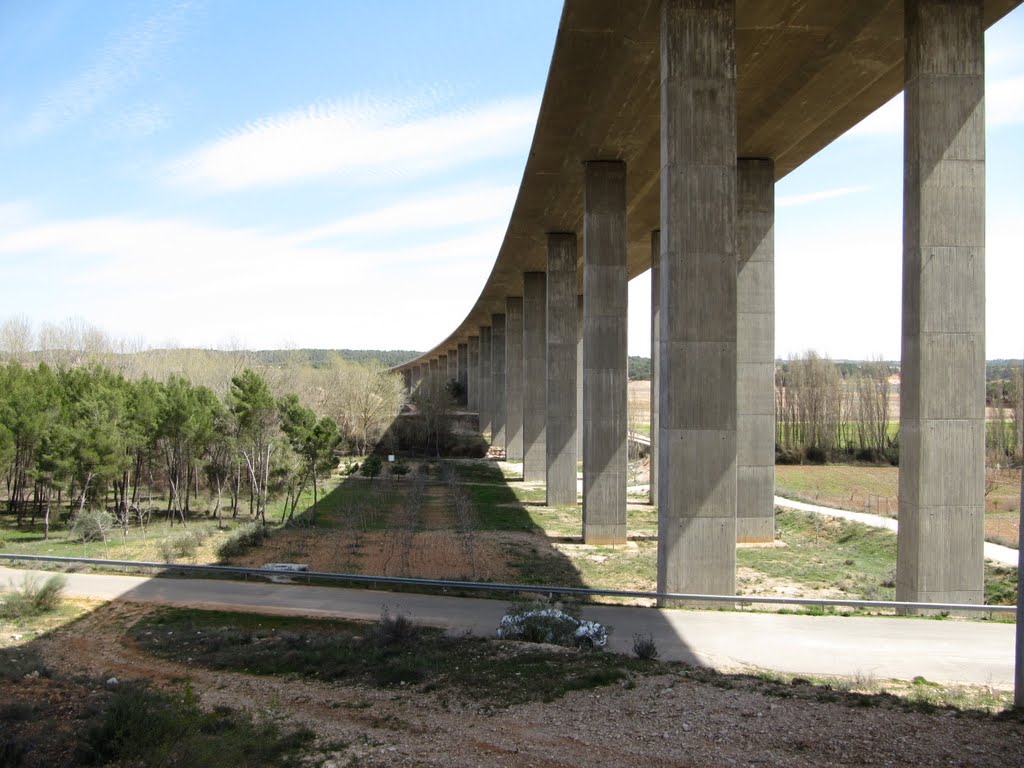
[4, 602, 1023, 768]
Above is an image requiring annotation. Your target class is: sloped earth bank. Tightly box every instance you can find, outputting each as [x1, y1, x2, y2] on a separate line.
[5, 602, 1023, 768]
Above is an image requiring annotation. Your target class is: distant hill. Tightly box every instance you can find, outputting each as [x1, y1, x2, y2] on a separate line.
[251, 349, 422, 369]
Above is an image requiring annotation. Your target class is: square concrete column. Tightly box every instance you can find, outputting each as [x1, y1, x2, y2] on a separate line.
[582, 161, 628, 545]
[649, 230, 660, 507]
[447, 350, 457, 386]
[479, 326, 492, 440]
[523, 272, 547, 483]
[546, 233, 579, 506]
[658, 0, 738, 597]
[467, 336, 480, 415]
[491, 314, 507, 449]
[737, 158, 776, 543]
[505, 297, 524, 461]
[457, 342, 468, 404]
[897, 0, 985, 607]
[403, 369, 412, 393]
[576, 295, 583, 458]
[438, 354, 448, 387]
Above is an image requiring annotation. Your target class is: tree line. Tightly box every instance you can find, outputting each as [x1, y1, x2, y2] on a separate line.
[0, 358, 406, 538]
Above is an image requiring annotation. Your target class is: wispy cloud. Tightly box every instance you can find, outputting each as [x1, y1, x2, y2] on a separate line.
[25, 1, 198, 137]
[777, 185, 871, 208]
[288, 184, 517, 245]
[0, 204, 499, 349]
[171, 95, 539, 190]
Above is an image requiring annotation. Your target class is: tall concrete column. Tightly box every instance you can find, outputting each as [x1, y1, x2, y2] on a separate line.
[649, 231, 660, 507]
[403, 369, 412, 393]
[506, 297, 525, 461]
[523, 272, 547, 483]
[438, 354, 448, 387]
[897, 0, 985, 607]
[582, 161, 628, 544]
[657, 0, 737, 597]
[457, 342, 468, 404]
[491, 314, 507, 450]
[546, 233, 578, 506]
[737, 158, 775, 543]
[576, 295, 584, 458]
[447, 350, 457, 385]
[429, 358, 440, 379]
[467, 336, 480, 415]
[479, 326, 492, 440]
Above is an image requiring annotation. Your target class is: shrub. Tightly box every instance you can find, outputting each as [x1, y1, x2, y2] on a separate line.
[342, 460, 360, 476]
[172, 532, 200, 561]
[632, 633, 659, 660]
[158, 539, 177, 564]
[365, 607, 422, 648]
[216, 523, 270, 561]
[388, 460, 410, 477]
[70, 509, 114, 543]
[360, 455, 383, 479]
[0, 574, 67, 619]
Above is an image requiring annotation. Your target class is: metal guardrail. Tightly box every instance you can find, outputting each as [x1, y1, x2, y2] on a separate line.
[0, 552, 1014, 614]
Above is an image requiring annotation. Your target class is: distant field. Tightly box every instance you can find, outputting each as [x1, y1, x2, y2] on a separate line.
[775, 464, 1020, 546]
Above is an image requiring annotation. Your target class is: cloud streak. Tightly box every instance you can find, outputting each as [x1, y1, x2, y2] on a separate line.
[171, 95, 539, 190]
[25, 1, 198, 137]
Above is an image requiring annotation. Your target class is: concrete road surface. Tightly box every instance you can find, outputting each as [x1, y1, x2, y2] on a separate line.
[1, 566, 1014, 687]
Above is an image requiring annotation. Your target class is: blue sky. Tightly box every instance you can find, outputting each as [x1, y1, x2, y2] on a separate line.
[0, 1, 1021, 360]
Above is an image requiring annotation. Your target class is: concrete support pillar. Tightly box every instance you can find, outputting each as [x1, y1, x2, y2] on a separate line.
[649, 231, 660, 507]
[438, 354, 448, 387]
[447, 350, 457, 386]
[897, 0, 985, 606]
[457, 343, 468, 404]
[523, 272, 547, 483]
[403, 369, 412, 393]
[467, 336, 480, 415]
[657, 0, 737, 597]
[546, 233, 579, 506]
[737, 158, 776, 543]
[479, 326, 492, 440]
[491, 314, 507, 450]
[505, 297, 525, 461]
[576, 295, 584, 458]
[582, 161, 628, 544]
[429, 358, 440, 379]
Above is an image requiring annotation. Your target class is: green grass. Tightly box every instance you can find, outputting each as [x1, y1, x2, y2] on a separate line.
[738, 510, 898, 601]
[0, 573, 66, 619]
[130, 607, 663, 707]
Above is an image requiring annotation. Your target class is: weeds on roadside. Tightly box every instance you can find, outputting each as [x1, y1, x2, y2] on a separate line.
[77, 683, 313, 767]
[632, 633, 659, 660]
[0, 574, 67, 620]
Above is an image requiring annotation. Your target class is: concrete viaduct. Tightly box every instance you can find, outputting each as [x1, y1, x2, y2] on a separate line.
[396, 0, 1020, 606]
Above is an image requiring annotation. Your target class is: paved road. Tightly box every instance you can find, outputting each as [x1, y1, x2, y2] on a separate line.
[2, 565, 1014, 688]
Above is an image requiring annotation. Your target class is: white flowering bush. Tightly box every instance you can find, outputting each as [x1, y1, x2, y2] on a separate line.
[496, 607, 608, 649]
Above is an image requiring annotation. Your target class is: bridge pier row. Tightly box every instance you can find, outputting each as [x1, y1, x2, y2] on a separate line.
[479, 326, 492, 439]
[657, 0, 737, 598]
[467, 336, 479, 415]
[490, 314, 507, 449]
[897, 0, 986, 608]
[737, 158, 776, 543]
[523, 272, 547, 482]
[582, 161, 628, 545]
[457, 343, 468, 403]
[505, 298, 525, 461]
[649, 230, 660, 508]
[546, 233, 579, 507]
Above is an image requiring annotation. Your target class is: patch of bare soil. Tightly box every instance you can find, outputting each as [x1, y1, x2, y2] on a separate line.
[5, 601, 1022, 768]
